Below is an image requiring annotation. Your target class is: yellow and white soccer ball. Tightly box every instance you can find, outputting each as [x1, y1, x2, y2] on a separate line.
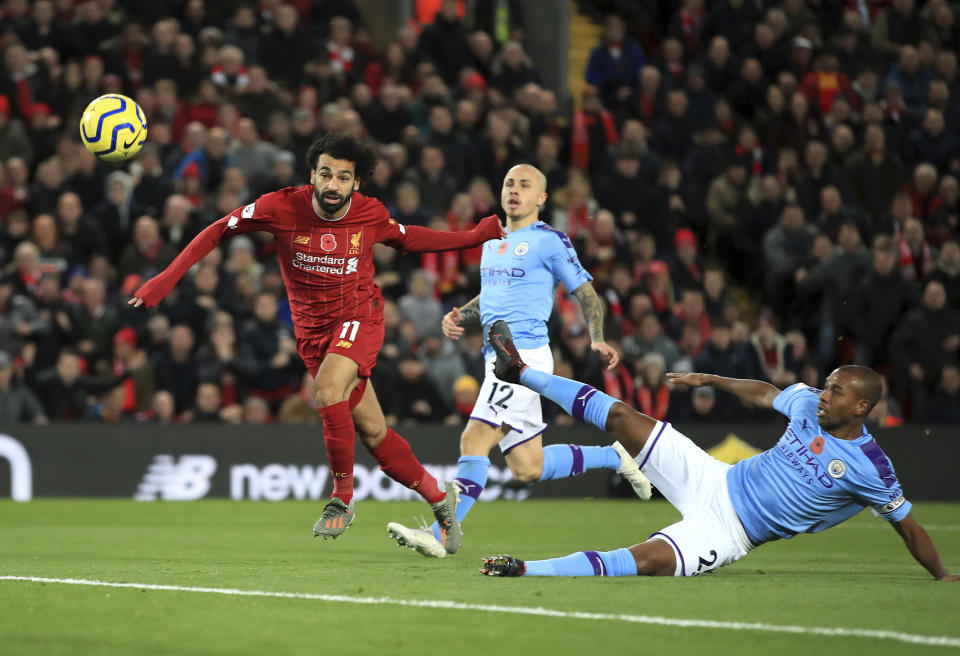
[79, 94, 148, 162]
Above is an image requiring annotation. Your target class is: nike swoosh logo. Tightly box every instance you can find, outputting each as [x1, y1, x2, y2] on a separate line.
[122, 127, 143, 149]
[577, 391, 595, 403]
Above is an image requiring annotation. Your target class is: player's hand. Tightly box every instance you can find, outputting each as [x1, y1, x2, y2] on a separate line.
[475, 214, 507, 240]
[128, 296, 145, 308]
[591, 341, 619, 369]
[937, 574, 960, 581]
[442, 307, 464, 340]
[666, 372, 709, 388]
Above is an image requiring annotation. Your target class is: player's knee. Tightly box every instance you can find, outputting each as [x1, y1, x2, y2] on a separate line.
[355, 419, 386, 446]
[459, 423, 499, 456]
[507, 461, 541, 483]
[605, 402, 631, 430]
[630, 542, 677, 576]
[315, 382, 348, 407]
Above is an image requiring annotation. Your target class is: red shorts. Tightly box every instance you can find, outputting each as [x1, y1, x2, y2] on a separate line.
[297, 316, 385, 379]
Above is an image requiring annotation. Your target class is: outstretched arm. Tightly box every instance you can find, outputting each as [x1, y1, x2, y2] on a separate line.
[570, 282, 619, 369]
[893, 513, 960, 581]
[666, 372, 779, 409]
[384, 215, 505, 253]
[441, 294, 480, 341]
[129, 212, 262, 307]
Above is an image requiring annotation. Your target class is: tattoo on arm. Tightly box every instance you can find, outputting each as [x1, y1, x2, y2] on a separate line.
[571, 283, 604, 342]
[457, 294, 481, 326]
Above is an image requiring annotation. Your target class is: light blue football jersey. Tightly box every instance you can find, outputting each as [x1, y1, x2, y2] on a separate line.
[479, 222, 592, 356]
[726, 383, 912, 546]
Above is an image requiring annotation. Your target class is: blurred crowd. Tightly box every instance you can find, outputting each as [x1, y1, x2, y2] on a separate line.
[1, 0, 959, 428]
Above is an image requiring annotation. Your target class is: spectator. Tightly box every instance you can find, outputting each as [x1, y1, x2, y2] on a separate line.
[151, 323, 199, 414]
[930, 240, 960, 308]
[420, 331, 465, 408]
[0, 350, 46, 424]
[570, 85, 617, 175]
[387, 353, 451, 424]
[796, 222, 871, 371]
[928, 364, 960, 424]
[490, 40, 539, 97]
[188, 381, 227, 423]
[763, 204, 817, 320]
[898, 216, 937, 282]
[705, 155, 749, 257]
[449, 372, 479, 422]
[228, 117, 280, 183]
[693, 320, 755, 417]
[585, 15, 645, 110]
[633, 352, 669, 422]
[844, 123, 905, 221]
[418, 0, 470, 86]
[889, 279, 960, 417]
[110, 327, 155, 414]
[928, 176, 958, 246]
[397, 270, 442, 338]
[32, 349, 119, 421]
[240, 291, 300, 405]
[118, 216, 177, 281]
[750, 313, 799, 388]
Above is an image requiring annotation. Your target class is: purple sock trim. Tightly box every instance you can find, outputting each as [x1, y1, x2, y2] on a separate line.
[582, 550, 606, 576]
[571, 385, 597, 421]
[469, 416, 501, 429]
[455, 478, 484, 501]
[650, 531, 685, 576]
[570, 444, 584, 476]
[637, 422, 667, 470]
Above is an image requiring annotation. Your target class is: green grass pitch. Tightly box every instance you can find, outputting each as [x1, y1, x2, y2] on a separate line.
[1, 499, 958, 655]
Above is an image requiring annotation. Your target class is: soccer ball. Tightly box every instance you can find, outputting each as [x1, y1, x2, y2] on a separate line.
[79, 94, 148, 162]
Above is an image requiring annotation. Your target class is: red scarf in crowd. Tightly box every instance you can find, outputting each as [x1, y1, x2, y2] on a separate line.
[636, 384, 669, 421]
[570, 109, 618, 169]
[566, 203, 591, 240]
[898, 238, 933, 281]
[603, 366, 634, 403]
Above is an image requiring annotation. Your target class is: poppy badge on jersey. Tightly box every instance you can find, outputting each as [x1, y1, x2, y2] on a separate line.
[320, 234, 338, 252]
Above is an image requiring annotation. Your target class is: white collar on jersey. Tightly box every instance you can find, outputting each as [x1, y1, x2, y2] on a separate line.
[313, 196, 352, 222]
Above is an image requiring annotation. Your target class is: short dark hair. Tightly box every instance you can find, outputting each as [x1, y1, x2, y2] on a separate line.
[835, 364, 883, 411]
[305, 133, 376, 182]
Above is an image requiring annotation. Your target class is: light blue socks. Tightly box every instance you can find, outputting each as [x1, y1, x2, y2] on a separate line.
[519, 369, 618, 430]
[525, 548, 638, 576]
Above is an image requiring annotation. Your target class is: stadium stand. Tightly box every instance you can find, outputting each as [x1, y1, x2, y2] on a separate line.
[0, 0, 958, 427]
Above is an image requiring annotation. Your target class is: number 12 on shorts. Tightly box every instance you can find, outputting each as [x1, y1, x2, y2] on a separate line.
[339, 320, 360, 342]
[487, 381, 513, 409]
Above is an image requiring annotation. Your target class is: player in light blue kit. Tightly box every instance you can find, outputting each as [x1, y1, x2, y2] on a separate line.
[480, 320, 959, 581]
[387, 164, 652, 558]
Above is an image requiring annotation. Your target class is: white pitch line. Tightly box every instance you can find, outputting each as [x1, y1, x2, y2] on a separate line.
[2, 575, 958, 649]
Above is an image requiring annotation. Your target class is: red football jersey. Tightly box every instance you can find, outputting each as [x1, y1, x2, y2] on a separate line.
[229, 186, 410, 337]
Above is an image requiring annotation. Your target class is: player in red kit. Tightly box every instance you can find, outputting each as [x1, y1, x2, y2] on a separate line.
[129, 133, 505, 547]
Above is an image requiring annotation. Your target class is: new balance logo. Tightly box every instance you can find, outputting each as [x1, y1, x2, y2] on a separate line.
[336, 340, 353, 348]
[134, 455, 217, 501]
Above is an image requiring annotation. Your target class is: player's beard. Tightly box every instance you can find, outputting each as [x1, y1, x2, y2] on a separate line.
[314, 187, 352, 217]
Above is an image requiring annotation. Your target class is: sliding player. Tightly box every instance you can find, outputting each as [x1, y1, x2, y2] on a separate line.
[479, 320, 958, 581]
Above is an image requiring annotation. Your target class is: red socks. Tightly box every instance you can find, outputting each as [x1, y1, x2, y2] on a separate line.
[318, 400, 356, 504]
[368, 428, 444, 503]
